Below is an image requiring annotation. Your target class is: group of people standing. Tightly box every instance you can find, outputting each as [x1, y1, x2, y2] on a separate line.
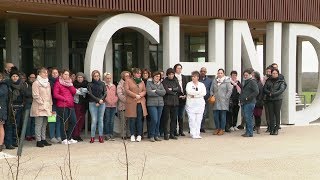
[0, 62, 286, 151]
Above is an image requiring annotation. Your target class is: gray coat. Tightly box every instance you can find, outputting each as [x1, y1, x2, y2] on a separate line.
[146, 81, 166, 107]
[210, 77, 233, 110]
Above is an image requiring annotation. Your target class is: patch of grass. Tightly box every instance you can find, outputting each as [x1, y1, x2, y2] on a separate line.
[302, 92, 317, 104]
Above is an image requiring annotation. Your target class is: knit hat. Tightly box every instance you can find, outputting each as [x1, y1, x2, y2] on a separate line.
[166, 68, 175, 76]
[76, 72, 86, 79]
[10, 70, 19, 78]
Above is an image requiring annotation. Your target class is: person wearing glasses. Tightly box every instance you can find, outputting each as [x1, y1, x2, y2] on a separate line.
[186, 71, 206, 139]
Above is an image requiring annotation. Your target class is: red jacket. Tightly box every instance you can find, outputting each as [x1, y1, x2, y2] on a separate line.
[53, 80, 76, 108]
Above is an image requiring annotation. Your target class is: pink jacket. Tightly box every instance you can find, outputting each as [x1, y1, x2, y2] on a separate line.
[105, 83, 118, 108]
[53, 80, 76, 108]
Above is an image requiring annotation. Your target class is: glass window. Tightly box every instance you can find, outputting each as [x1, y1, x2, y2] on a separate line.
[149, 44, 163, 72]
[184, 35, 208, 62]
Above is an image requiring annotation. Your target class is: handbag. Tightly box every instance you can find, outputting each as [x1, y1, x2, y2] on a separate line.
[208, 96, 216, 104]
[48, 112, 56, 123]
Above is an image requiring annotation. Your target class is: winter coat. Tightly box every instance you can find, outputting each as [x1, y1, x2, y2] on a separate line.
[73, 80, 88, 105]
[146, 81, 166, 107]
[210, 77, 233, 111]
[162, 77, 181, 106]
[263, 77, 287, 101]
[0, 80, 8, 121]
[239, 78, 259, 105]
[49, 76, 57, 105]
[53, 80, 76, 108]
[105, 83, 118, 108]
[117, 79, 126, 111]
[125, 78, 148, 118]
[22, 81, 33, 109]
[87, 80, 106, 103]
[255, 80, 264, 108]
[199, 76, 212, 100]
[30, 80, 53, 117]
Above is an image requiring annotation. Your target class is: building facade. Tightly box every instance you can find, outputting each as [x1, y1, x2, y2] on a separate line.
[1, 0, 320, 125]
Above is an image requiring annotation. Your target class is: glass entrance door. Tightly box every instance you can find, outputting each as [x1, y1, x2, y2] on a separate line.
[113, 31, 138, 82]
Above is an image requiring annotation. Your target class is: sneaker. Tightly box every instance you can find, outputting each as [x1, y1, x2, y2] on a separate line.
[61, 139, 71, 145]
[50, 138, 59, 144]
[149, 137, 155, 142]
[36, 141, 44, 148]
[41, 140, 52, 146]
[104, 136, 111, 141]
[57, 137, 62, 142]
[109, 135, 115, 141]
[154, 137, 162, 141]
[130, 135, 136, 142]
[233, 126, 239, 131]
[136, 135, 142, 142]
[68, 139, 78, 144]
[195, 136, 202, 139]
[230, 127, 235, 131]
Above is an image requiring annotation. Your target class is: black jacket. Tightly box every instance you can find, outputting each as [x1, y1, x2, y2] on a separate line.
[87, 80, 106, 103]
[263, 77, 287, 101]
[239, 78, 259, 105]
[162, 77, 181, 106]
[174, 75, 187, 105]
[22, 81, 33, 109]
[255, 80, 264, 108]
[0, 80, 9, 121]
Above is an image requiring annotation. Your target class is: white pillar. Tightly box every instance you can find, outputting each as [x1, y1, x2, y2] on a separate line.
[56, 22, 69, 69]
[163, 16, 180, 70]
[297, 38, 303, 95]
[266, 22, 282, 69]
[103, 39, 113, 74]
[281, 23, 296, 124]
[5, 19, 19, 68]
[208, 19, 225, 72]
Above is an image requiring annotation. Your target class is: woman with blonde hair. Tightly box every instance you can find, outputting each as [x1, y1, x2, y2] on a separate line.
[103, 72, 118, 141]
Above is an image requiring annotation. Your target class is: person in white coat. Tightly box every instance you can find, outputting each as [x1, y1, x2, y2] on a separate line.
[186, 71, 207, 139]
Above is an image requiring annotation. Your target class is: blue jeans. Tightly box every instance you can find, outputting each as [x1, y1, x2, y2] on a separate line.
[5, 106, 23, 146]
[24, 108, 35, 137]
[148, 106, 164, 138]
[49, 105, 61, 139]
[213, 110, 227, 130]
[89, 102, 105, 137]
[242, 103, 255, 136]
[104, 107, 116, 136]
[129, 104, 143, 136]
[57, 107, 77, 140]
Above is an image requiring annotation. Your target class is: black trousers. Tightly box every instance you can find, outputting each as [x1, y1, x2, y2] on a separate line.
[163, 105, 178, 136]
[226, 104, 240, 129]
[266, 100, 282, 131]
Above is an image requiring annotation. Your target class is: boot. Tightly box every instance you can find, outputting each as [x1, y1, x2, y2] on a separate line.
[256, 127, 261, 134]
[217, 129, 224, 136]
[41, 140, 52, 146]
[90, 137, 95, 143]
[213, 129, 220, 135]
[36, 141, 44, 148]
[164, 135, 169, 140]
[99, 136, 104, 143]
[274, 129, 279, 135]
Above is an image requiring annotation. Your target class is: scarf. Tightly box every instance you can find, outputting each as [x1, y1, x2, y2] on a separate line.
[217, 76, 226, 86]
[59, 76, 73, 87]
[73, 80, 88, 88]
[134, 77, 142, 84]
[37, 75, 49, 87]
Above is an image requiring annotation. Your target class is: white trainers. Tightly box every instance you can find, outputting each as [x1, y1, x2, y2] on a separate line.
[230, 127, 235, 131]
[57, 137, 62, 142]
[68, 139, 78, 144]
[136, 135, 142, 142]
[61, 139, 71, 145]
[50, 138, 59, 143]
[130, 135, 136, 142]
[234, 126, 239, 131]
